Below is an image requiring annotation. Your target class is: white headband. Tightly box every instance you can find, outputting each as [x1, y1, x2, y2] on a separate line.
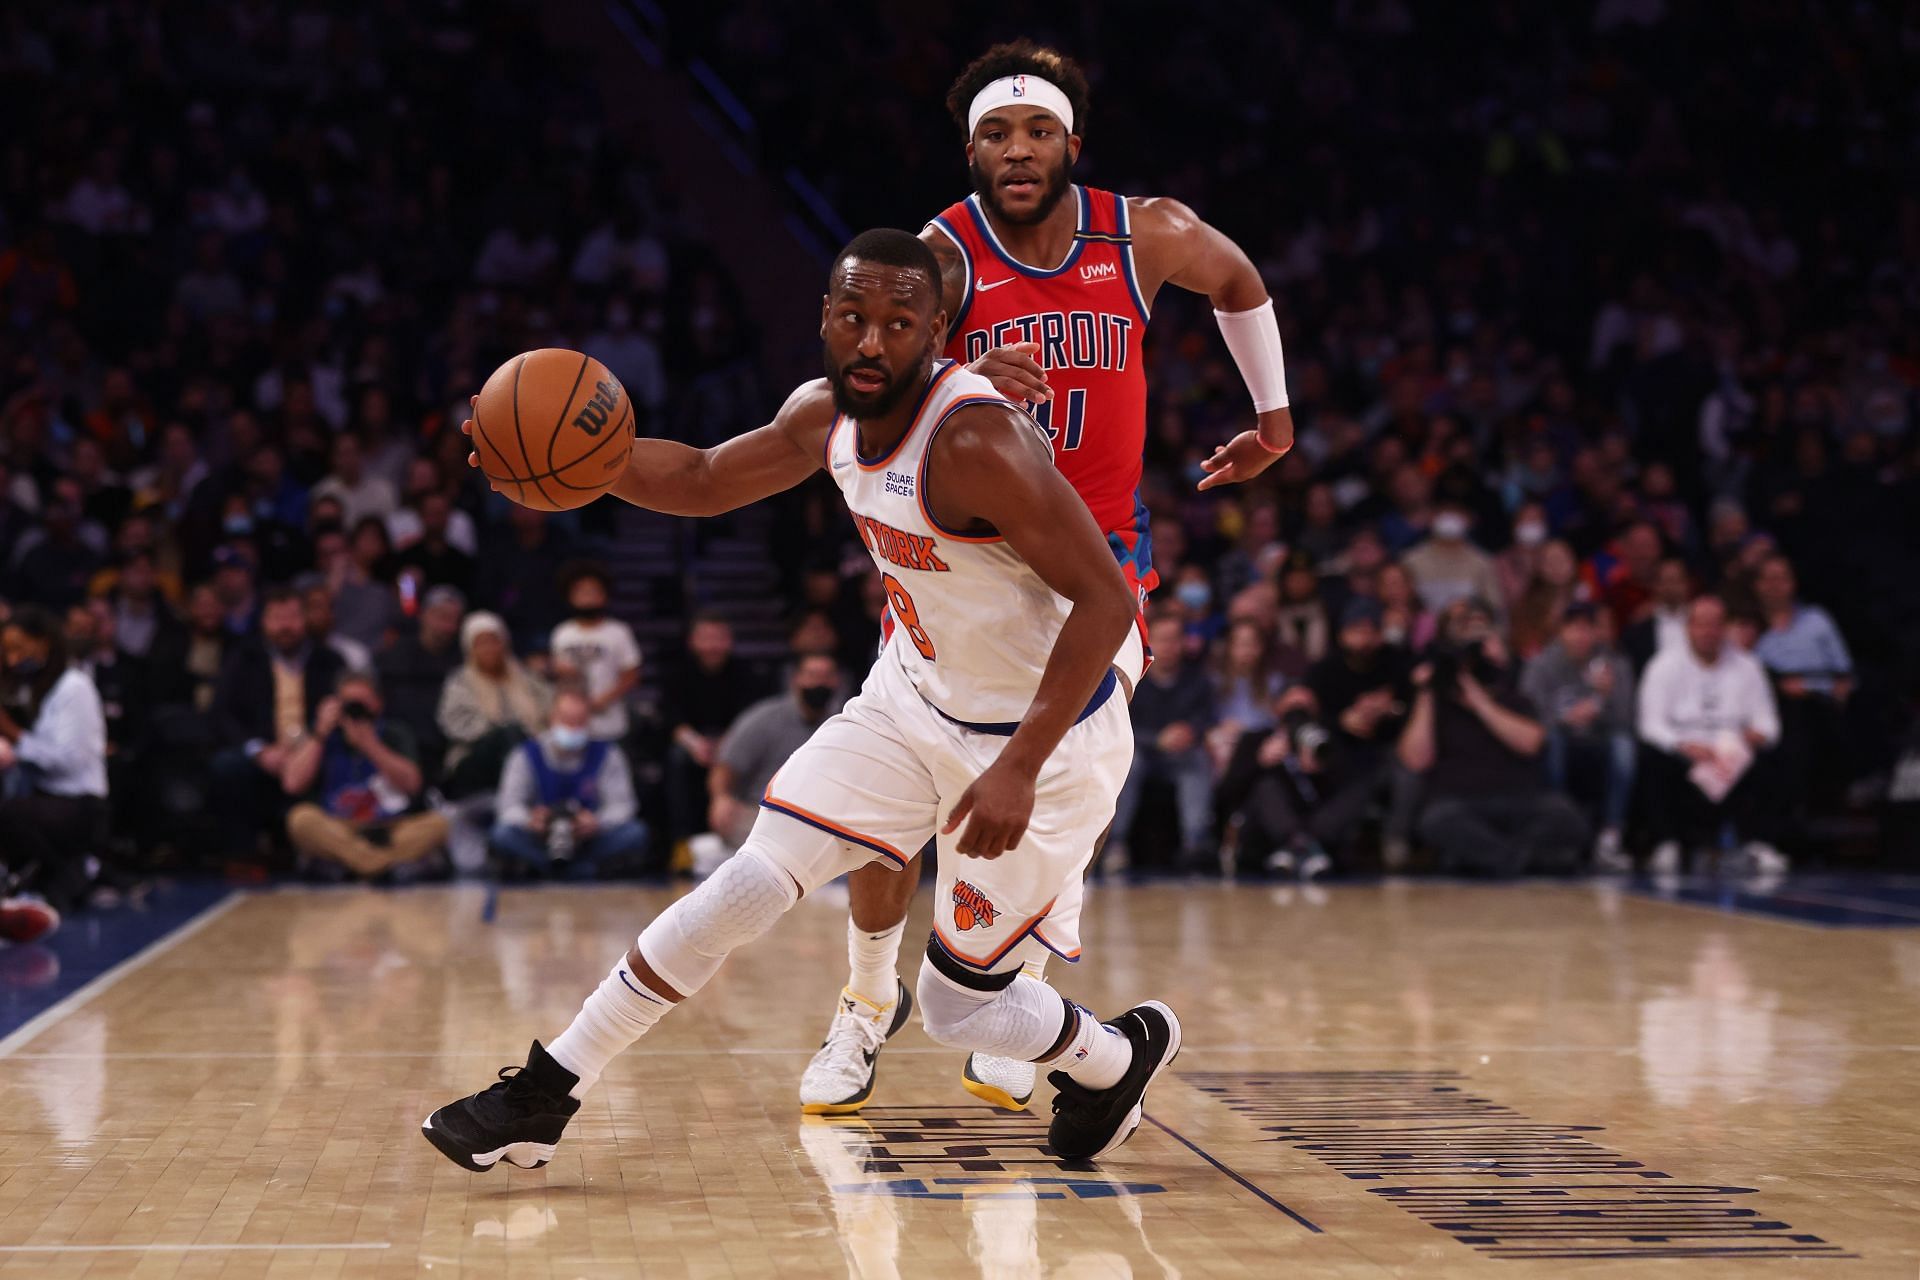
[967, 74, 1075, 138]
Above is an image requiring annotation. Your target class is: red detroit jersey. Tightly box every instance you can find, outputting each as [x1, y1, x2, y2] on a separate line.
[927, 185, 1156, 595]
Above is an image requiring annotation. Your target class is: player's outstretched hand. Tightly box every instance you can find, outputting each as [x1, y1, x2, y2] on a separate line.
[969, 341, 1053, 405]
[1197, 408, 1294, 490]
[942, 758, 1037, 859]
[459, 393, 496, 489]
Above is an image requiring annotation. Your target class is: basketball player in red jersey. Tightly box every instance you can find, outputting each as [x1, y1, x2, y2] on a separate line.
[800, 41, 1295, 1116]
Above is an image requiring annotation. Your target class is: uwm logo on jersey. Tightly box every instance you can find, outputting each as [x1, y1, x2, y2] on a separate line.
[1079, 261, 1118, 283]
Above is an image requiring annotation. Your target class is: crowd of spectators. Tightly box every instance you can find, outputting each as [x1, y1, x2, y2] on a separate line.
[5, 1, 1920, 940]
[0, 1, 788, 939]
[673, 0, 1920, 875]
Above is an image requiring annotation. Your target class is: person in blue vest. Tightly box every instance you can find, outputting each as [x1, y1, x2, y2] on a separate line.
[489, 687, 646, 877]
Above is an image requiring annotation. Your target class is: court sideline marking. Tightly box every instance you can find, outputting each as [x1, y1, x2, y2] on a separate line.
[0, 1244, 390, 1254]
[0, 891, 242, 1059]
[1140, 1113, 1321, 1231]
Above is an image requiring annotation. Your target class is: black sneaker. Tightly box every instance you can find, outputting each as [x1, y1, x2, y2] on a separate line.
[1046, 1000, 1182, 1161]
[422, 1040, 582, 1172]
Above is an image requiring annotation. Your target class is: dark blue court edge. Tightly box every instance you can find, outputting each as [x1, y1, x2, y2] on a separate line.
[1141, 1112, 1322, 1232]
[0, 880, 234, 1041]
[1631, 872, 1920, 927]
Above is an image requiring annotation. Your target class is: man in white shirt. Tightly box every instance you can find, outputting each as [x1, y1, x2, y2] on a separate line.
[0, 605, 109, 941]
[309, 434, 398, 527]
[1636, 595, 1783, 874]
[550, 564, 641, 743]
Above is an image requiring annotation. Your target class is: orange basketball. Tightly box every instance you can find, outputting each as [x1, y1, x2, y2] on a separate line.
[472, 348, 633, 512]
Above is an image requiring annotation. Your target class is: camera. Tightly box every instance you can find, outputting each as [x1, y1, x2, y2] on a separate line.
[1279, 707, 1330, 771]
[341, 701, 373, 723]
[547, 800, 581, 861]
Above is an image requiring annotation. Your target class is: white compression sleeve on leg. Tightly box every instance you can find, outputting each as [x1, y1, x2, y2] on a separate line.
[915, 965, 1067, 1062]
[638, 846, 798, 997]
[1214, 299, 1289, 411]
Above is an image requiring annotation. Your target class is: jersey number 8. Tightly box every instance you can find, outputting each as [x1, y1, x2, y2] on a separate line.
[882, 574, 936, 660]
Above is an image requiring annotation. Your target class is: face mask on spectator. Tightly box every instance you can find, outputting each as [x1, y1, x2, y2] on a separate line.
[9, 657, 43, 678]
[799, 683, 834, 712]
[224, 513, 254, 536]
[1515, 520, 1547, 546]
[1433, 512, 1470, 540]
[551, 725, 589, 752]
[1176, 581, 1212, 612]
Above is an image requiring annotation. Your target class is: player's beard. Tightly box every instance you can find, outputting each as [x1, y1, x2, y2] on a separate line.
[824, 338, 936, 421]
[970, 155, 1072, 227]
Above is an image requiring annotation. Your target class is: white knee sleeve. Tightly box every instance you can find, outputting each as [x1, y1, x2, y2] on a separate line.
[638, 846, 798, 996]
[914, 964, 1067, 1062]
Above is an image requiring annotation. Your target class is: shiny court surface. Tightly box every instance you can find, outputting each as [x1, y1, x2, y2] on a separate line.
[2, 877, 1919, 1278]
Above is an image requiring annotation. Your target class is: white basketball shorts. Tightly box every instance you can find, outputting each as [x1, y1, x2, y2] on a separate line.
[751, 650, 1132, 974]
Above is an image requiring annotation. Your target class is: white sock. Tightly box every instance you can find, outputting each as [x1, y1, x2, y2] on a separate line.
[547, 957, 673, 1099]
[847, 917, 906, 1007]
[1046, 1002, 1131, 1090]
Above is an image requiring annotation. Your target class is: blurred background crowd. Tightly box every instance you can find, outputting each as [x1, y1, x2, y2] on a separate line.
[2, 1, 1917, 931]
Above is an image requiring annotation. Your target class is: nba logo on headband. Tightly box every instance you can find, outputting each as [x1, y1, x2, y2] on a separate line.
[966, 73, 1076, 136]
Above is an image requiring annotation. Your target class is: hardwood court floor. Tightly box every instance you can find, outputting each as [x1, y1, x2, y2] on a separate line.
[2, 877, 1919, 1277]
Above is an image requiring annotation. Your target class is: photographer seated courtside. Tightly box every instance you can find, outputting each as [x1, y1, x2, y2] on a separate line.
[282, 671, 449, 880]
[488, 687, 647, 879]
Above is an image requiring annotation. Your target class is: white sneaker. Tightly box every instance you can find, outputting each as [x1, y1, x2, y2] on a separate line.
[961, 1052, 1036, 1111]
[1592, 828, 1630, 874]
[800, 982, 913, 1115]
[1298, 850, 1333, 881]
[1742, 841, 1789, 877]
[1649, 841, 1682, 875]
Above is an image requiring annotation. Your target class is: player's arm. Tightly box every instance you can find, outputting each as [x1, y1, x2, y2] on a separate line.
[930, 404, 1135, 858]
[921, 225, 1052, 404]
[1129, 196, 1295, 488]
[462, 381, 831, 518]
[606, 380, 833, 516]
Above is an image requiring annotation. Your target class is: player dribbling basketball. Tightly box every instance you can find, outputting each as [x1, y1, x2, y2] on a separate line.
[422, 229, 1180, 1172]
[801, 41, 1297, 1116]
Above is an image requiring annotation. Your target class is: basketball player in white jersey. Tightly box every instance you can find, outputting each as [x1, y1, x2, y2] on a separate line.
[803, 40, 1294, 1116]
[423, 229, 1181, 1171]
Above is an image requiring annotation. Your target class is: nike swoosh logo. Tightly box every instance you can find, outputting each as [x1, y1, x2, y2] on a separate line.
[619, 968, 666, 1005]
[976, 276, 1016, 292]
[831, 458, 852, 470]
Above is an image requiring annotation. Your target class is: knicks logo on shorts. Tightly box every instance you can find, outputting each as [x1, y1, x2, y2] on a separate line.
[952, 880, 998, 932]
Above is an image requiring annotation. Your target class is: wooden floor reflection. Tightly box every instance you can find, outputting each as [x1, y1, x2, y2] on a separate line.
[2, 877, 1919, 1277]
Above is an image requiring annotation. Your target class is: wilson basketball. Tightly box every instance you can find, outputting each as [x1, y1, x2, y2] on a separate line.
[472, 348, 633, 511]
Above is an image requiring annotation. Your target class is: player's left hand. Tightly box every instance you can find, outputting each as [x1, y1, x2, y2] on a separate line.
[459, 394, 498, 489]
[942, 758, 1037, 859]
[1197, 408, 1294, 490]
[969, 342, 1053, 404]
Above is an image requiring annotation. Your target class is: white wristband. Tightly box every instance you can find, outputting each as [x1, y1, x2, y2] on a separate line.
[1214, 299, 1289, 412]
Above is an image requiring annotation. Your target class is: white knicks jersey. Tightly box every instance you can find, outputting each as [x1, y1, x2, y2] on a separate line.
[827, 360, 1079, 727]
